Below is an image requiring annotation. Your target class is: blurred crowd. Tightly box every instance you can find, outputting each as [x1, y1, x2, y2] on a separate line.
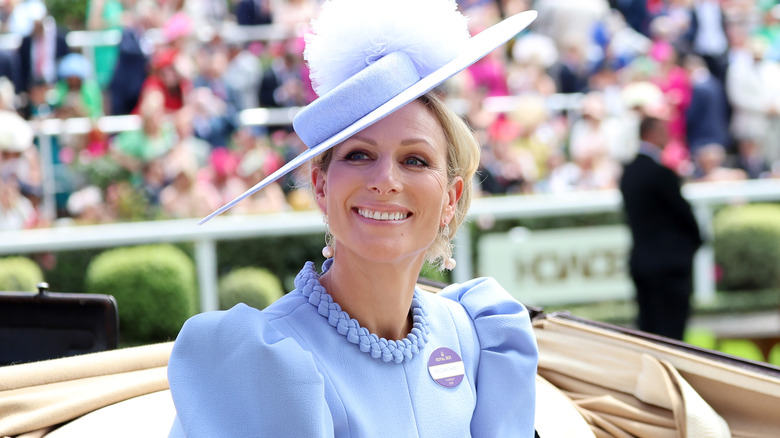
[1, 0, 779, 230]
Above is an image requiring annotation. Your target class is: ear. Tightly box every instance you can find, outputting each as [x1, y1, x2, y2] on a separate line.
[311, 165, 328, 215]
[441, 176, 464, 226]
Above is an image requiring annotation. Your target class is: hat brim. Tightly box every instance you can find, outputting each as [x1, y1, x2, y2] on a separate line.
[199, 10, 537, 224]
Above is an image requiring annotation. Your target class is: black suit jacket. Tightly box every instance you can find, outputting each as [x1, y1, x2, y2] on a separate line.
[619, 151, 702, 275]
[18, 28, 69, 93]
[686, 74, 730, 153]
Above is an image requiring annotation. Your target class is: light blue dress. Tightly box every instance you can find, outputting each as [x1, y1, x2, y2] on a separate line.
[168, 260, 538, 437]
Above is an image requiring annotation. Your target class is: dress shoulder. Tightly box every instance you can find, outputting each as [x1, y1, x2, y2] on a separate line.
[167, 303, 334, 438]
[439, 277, 538, 437]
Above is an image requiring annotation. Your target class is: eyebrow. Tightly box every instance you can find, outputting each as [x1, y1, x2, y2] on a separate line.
[349, 135, 434, 147]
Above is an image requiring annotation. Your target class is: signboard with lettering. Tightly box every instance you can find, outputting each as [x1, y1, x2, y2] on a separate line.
[477, 225, 633, 306]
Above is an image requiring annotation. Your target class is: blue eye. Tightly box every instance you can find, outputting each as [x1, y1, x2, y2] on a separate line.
[344, 150, 370, 161]
[404, 156, 429, 167]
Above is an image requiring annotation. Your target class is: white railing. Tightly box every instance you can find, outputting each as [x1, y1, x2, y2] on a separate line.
[2, 179, 779, 312]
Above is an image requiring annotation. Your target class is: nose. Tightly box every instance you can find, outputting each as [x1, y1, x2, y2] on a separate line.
[368, 156, 402, 195]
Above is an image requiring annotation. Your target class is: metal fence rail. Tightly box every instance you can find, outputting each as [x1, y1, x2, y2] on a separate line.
[2, 179, 779, 312]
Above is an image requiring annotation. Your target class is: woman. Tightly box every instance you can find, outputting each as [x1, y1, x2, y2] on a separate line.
[168, 1, 539, 436]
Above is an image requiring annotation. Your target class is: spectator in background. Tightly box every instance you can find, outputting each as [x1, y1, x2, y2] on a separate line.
[0, 175, 34, 229]
[684, 0, 730, 82]
[192, 44, 241, 142]
[684, 54, 730, 157]
[162, 12, 195, 55]
[235, 0, 273, 25]
[650, 41, 692, 172]
[207, 146, 243, 206]
[620, 114, 702, 340]
[726, 36, 780, 170]
[140, 157, 167, 211]
[0, 110, 40, 228]
[733, 135, 773, 179]
[86, 0, 124, 90]
[172, 106, 211, 167]
[0, 49, 21, 93]
[159, 153, 220, 218]
[569, 91, 623, 167]
[233, 145, 288, 214]
[109, 1, 153, 115]
[464, 43, 510, 98]
[133, 47, 191, 114]
[272, 0, 318, 32]
[17, 4, 69, 96]
[6, 0, 46, 37]
[65, 185, 110, 224]
[50, 53, 103, 119]
[112, 90, 177, 173]
[508, 95, 554, 182]
[508, 32, 558, 96]
[478, 117, 538, 195]
[224, 41, 262, 110]
[258, 38, 310, 108]
[692, 142, 747, 181]
[555, 35, 591, 94]
[182, 0, 230, 32]
[0, 76, 15, 111]
[190, 86, 234, 148]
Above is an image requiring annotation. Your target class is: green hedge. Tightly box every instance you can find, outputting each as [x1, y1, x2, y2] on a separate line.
[219, 267, 284, 310]
[714, 204, 780, 291]
[85, 244, 198, 343]
[0, 257, 44, 292]
[217, 234, 326, 291]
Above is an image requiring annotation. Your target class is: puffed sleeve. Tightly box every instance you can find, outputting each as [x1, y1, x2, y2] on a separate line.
[439, 278, 538, 437]
[167, 303, 334, 438]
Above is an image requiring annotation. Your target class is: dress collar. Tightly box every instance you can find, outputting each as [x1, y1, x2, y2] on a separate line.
[294, 260, 429, 364]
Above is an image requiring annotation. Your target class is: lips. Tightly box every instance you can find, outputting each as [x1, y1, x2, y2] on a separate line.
[356, 208, 409, 221]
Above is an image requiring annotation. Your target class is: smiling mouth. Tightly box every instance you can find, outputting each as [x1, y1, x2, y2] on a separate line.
[356, 208, 409, 221]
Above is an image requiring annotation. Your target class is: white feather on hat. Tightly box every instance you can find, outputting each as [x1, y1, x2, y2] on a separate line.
[305, 0, 470, 97]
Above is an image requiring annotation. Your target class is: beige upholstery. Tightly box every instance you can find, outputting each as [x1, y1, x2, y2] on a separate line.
[2, 315, 780, 437]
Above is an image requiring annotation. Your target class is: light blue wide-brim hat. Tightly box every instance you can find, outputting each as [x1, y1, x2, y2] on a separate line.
[200, 3, 537, 224]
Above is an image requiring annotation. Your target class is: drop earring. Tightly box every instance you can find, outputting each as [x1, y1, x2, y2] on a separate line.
[444, 257, 457, 270]
[322, 215, 334, 259]
[441, 223, 456, 270]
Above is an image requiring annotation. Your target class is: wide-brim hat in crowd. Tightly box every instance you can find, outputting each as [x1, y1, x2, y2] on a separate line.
[200, 0, 537, 223]
[0, 111, 34, 153]
[58, 53, 92, 80]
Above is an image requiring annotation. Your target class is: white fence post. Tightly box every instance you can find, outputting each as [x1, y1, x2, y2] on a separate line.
[195, 239, 219, 312]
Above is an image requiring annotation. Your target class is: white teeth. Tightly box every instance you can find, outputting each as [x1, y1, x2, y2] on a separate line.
[358, 208, 408, 221]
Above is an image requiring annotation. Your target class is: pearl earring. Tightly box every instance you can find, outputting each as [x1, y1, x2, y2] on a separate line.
[441, 222, 455, 270]
[322, 215, 334, 259]
[444, 257, 457, 270]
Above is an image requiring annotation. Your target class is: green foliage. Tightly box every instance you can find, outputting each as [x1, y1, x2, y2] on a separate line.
[419, 261, 451, 285]
[42, 248, 103, 293]
[0, 257, 44, 292]
[218, 267, 284, 310]
[46, 0, 89, 30]
[218, 234, 325, 291]
[714, 204, 780, 291]
[76, 155, 131, 191]
[85, 244, 198, 343]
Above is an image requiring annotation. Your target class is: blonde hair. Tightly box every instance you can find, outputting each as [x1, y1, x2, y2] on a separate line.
[311, 92, 480, 270]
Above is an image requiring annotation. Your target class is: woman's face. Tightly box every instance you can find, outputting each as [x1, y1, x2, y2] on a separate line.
[313, 100, 463, 265]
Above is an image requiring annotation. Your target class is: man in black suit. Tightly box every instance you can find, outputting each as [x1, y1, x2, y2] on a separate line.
[17, 13, 69, 95]
[619, 115, 703, 340]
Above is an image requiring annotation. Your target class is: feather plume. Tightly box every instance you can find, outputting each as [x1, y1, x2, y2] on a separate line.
[304, 0, 470, 97]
